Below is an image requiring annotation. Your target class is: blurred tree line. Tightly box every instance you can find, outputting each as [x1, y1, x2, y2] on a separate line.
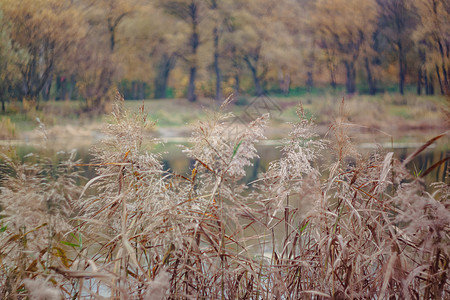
[0, 0, 448, 112]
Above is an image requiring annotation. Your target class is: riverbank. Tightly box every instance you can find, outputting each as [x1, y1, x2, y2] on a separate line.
[0, 93, 448, 144]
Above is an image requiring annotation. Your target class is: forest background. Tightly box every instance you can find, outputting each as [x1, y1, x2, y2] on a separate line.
[0, 0, 448, 115]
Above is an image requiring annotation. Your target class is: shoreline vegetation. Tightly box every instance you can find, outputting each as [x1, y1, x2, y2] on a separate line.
[0, 92, 448, 298]
[0, 93, 448, 142]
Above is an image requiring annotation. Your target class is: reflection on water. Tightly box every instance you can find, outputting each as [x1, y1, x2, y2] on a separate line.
[1, 133, 448, 186]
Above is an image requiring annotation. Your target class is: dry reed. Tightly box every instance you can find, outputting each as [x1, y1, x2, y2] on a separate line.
[0, 92, 448, 299]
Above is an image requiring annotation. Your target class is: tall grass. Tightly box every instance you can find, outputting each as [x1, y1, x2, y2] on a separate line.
[0, 117, 16, 139]
[0, 92, 448, 299]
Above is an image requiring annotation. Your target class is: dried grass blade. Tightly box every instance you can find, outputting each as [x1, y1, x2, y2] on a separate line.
[300, 290, 331, 298]
[420, 156, 450, 178]
[379, 152, 394, 183]
[402, 134, 445, 167]
[78, 173, 116, 200]
[379, 251, 397, 299]
[51, 267, 115, 280]
[122, 237, 140, 269]
[195, 158, 216, 174]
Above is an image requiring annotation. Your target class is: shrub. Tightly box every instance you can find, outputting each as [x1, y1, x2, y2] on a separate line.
[0, 117, 16, 139]
[0, 150, 83, 298]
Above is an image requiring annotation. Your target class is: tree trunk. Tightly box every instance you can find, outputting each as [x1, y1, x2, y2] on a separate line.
[344, 61, 356, 94]
[187, 3, 199, 102]
[234, 74, 240, 100]
[0, 82, 6, 113]
[1, 94, 5, 113]
[329, 64, 337, 90]
[443, 63, 449, 94]
[426, 73, 434, 95]
[154, 54, 176, 99]
[42, 71, 53, 101]
[306, 49, 315, 91]
[398, 42, 406, 95]
[284, 73, 291, 95]
[417, 67, 422, 95]
[21, 52, 54, 108]
[139, 82, 145, 100]
[131, 81, 137, 100]
[154, 77, 167, 99]
[306, 70, 314, 91]
[325, 51, 337, 90]
[68, 76, 75, 100]
[110, 28, 115, 52]
[244, 56, 263, 96]
[436, 36, 449, 94]
[365, 57, 376, 95]
[417, 49, 427, 96]
[429, 74, 434, 95]
[60, 76, 67, 100]
[250, 65, 262, 95]
[435, 65, 444, 95]
[213, 27, 222, 101]
[187, 66, 197, 102]
[278, 68, 290, 95]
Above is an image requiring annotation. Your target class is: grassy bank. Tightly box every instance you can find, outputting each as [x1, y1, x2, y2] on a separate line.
[0, 93, 447, 141]
[125, 93, 447, 133]
[0, 94, 448, 298]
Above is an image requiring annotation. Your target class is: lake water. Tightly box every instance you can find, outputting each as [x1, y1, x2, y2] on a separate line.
[1, 129, 448, 186]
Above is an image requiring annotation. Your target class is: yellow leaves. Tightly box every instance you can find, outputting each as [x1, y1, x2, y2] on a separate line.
[1, 0, 84, 50]
[0, 0, 85, 95]
[313, 0, 377, 38]
[412, 0, 450, 66]
[312, 0, 378, 65]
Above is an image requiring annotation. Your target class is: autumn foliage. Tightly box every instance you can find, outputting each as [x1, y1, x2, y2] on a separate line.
[0, 0, 448, 113]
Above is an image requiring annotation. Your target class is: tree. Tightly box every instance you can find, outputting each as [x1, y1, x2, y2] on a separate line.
[161, 0, 208, 102]
[83, 0, 134, 53]
[222, 35, 244, 99]
[223, 0, 298, 96]
[360, 28, 386, 95]
[209, 0, 222, 100]
[413, 0, 450, 95]
[271, 0, 304, 95]
[363, 43, 378, 95]
[70, 0, 133, 110]
[0, 0, 83, 107]
[239, 1, 274, 95]
[312, 0, 378, 94]
[295, 0, 318, 91]
[146, 4, 181, 99]
[377, 0, 418, 95]
[117, 1, 184, 99]
[74, 37, 116, 110]
[0, 12, 27, 113]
